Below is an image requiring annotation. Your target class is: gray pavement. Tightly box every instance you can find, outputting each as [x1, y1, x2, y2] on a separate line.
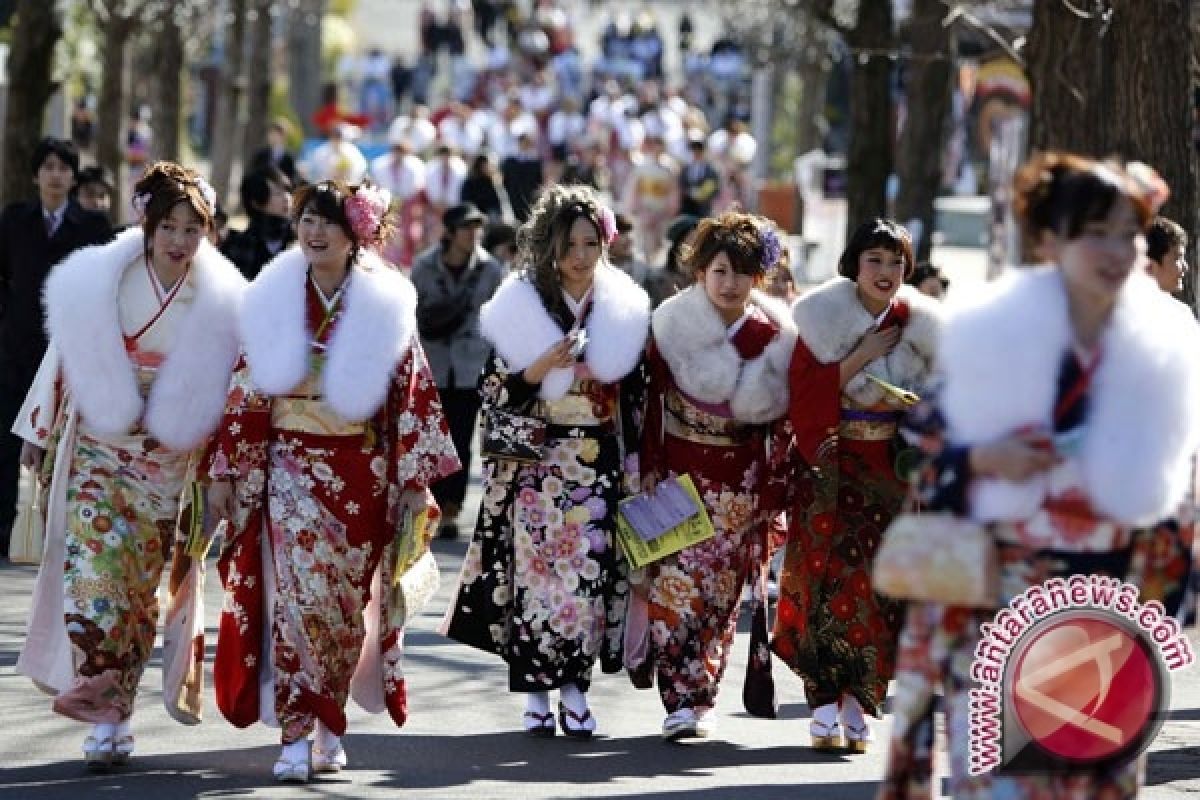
[4, 469, 1200, 798]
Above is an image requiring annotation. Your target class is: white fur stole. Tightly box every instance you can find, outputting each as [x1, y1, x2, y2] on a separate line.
[240, 246, 417, 421]
[651, 285, 797, 423]
[792, 276, 941, 407]
[479, 265, 650, 400]
[939, 267, 1200, 526]
[44, 227, 246, 451]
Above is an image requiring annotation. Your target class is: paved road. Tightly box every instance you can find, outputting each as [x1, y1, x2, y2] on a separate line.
[3, 464, 1200, 799]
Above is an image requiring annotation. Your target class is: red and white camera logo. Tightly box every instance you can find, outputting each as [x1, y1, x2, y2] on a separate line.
[970, 576, 1193, 775]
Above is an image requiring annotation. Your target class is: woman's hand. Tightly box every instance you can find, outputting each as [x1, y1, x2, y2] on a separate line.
[640, 471, 660, 495]
[207, 480, 236, 523]
[523, 338, 575, 384]
[856, 326, 902, 364]
[969, 433, 1060, 482]
[19, 441, 45, 473]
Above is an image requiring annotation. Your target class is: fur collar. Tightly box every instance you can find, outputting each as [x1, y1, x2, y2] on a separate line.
[940, 267, 1200, 526]
[793, 276, 941, 407]
[44, 226, 246, 450]
[479, 265, 650, 400]
[651, 285, 797, 422]
[240, 246, 417, 421]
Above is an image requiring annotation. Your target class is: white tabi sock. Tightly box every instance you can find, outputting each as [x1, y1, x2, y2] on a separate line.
[840, 693, 867, 731]
[524, 690, 551, 716]
[315, 720, 341, 753]
[90, 723, 116, 741]
[558, 683, 596, 731]
[280, 738, 311, 763]
[115, 719, 132, 739]
[812, 702, 839, 728]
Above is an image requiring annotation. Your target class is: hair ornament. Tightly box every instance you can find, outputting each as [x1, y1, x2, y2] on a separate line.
[760, 226, 783, 270]
[1125, 161, 1169, 214]
[131, 192, 151, 221]
[597, 204, 618, 246]
[345, 184, 392, 245]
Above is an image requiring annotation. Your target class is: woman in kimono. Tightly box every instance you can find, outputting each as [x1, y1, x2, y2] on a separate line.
[443, 184, 650, 738]
[205, 180, 459, 782]
[13, 162, 244, 767]
[771, 218, 941, 753]
[878, 154, 1200, 799]
[636, 212, 797, 740]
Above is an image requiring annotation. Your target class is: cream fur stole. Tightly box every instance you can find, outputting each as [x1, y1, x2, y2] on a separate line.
[479, 265, 650, 400]
[240, 246, 417, 422]
[651, 285, 797, 423]
[939, 267, 1200, 526]
[792, 276, 941, 407]
[44, 227, 246, 451]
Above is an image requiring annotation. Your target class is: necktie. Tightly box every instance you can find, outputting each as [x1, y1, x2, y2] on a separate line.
[44, 213, 56, 238]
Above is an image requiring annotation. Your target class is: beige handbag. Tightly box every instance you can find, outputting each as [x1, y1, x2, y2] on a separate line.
[9, 466, 45, 565]
[873, 512, 999, 608]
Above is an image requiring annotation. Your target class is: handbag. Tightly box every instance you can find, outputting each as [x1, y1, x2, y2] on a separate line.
[391, 503, 441, 627]
[872, 512, 998, 608]
[9, 466, 45, 565]
[480, 406, 547, 463]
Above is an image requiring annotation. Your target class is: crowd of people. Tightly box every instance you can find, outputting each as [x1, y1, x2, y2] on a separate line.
[1, 126, 1197, 800]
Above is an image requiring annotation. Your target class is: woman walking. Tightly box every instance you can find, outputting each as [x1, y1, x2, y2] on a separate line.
[14, 162, 244, 768]
[443, 184, 650, 739]
[771, 218, 941, 753]
[636, 212, 796, 740]
[206, 180, 459, 782]
[878, 153, 1199, 799]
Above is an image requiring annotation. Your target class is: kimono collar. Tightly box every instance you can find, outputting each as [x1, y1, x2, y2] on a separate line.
[241, 245, 418, 422]
[480, 265, 650, 400]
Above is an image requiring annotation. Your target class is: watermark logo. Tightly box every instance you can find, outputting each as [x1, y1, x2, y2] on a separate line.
[969, 575, 1194, 775]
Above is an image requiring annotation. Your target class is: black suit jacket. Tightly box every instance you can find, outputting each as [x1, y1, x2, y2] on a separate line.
[0, 199, 113, 396]
[250, 146, 300, 186]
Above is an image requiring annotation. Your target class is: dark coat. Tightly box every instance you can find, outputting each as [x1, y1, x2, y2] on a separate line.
[221, 213, 296, 281]
[249, 146, 300, 186]
[0, 199, 112, 397]
[679, 160, 721, 218]
[500, 155, 544, 222]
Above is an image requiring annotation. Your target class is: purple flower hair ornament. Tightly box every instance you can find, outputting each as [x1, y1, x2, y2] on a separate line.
[760, 226, 783, 271]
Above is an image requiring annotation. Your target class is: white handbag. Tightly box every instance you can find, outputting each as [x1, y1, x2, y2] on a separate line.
[9, 466, 45, 565]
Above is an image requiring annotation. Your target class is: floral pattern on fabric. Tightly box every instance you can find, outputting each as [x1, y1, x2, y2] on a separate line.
[210, 313, 459, 740]
[444, 352, 645, 691]
[56, 430, 190, 723]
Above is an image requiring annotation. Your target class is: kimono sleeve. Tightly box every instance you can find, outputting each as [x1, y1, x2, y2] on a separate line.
[393, 339, 461, 491]
[12, 341, 61, 446]
[789, 336, 841, 467]
[617, 355, 648, 493]
[477, 349, 539, 414]
[204, 358, 271, 483]
[639, 338, 670, 481]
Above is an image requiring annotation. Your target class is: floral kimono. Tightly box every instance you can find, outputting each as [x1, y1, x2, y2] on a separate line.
[878, 268, 1200, 799]
[208, 246, 458, 744]
[635, 285, 796, 715]
[443, 267, 650, 692]
[14, 228, 244, 723]
[772, 277, 941, 717]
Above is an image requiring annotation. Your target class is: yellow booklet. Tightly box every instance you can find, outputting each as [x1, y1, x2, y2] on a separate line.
[616, 474, 716, 569]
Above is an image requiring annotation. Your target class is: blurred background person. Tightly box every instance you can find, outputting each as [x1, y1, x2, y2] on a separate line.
[222, 166, 295, 280]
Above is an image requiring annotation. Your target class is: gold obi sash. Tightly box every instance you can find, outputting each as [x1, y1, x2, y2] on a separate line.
[271, 373, 367, 436]
[541, 384, 613, 427]
[663, 387, 753, 446]
[838, 405, 901, 441]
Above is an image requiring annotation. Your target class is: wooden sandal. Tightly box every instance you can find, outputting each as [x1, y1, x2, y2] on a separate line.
[557, 704, 595, 740]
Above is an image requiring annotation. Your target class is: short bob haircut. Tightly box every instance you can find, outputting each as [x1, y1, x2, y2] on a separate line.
[31, 137, 80, 178]
[292, 180, 396, 255]
[1012, 151, 1156, 242]
[1145, 215, 1187, 263]
[680, 211, 774, 279]
[838, 218, 915, 281]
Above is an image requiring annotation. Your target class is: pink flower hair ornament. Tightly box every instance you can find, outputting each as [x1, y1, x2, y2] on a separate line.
[344, 184, 393, 246]
[1125, 161, 1169, 215]
[596, 205, 618, 247]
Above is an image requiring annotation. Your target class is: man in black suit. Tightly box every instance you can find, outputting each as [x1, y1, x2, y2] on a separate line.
[500, 132, 545, 223]
[248, 120, 300, 186]
[0, 137, 112, 556]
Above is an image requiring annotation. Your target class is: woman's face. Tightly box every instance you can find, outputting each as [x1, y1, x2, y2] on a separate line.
[699, 250, 756, 324]
[150, 202, 206, 273]
[298, 206, 354, 271]
[558, 216, 602, 294]
[855, 246, 907, 310]
[1049, 195, 1142, 310]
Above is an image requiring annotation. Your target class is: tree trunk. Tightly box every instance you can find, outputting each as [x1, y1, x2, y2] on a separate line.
[794, 46, 831, 158]
[96, 13, 136, 217]
[894, 0, 952, 263]
[242, 0, 274, 168]
[843, 0, 893, 236]
[150, 6, 185, 163]
[1028, 0, 1197, 308]
[1, 0, 63, 207]
[210, 0, 248, 205]
[288, 0, 325, 138]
